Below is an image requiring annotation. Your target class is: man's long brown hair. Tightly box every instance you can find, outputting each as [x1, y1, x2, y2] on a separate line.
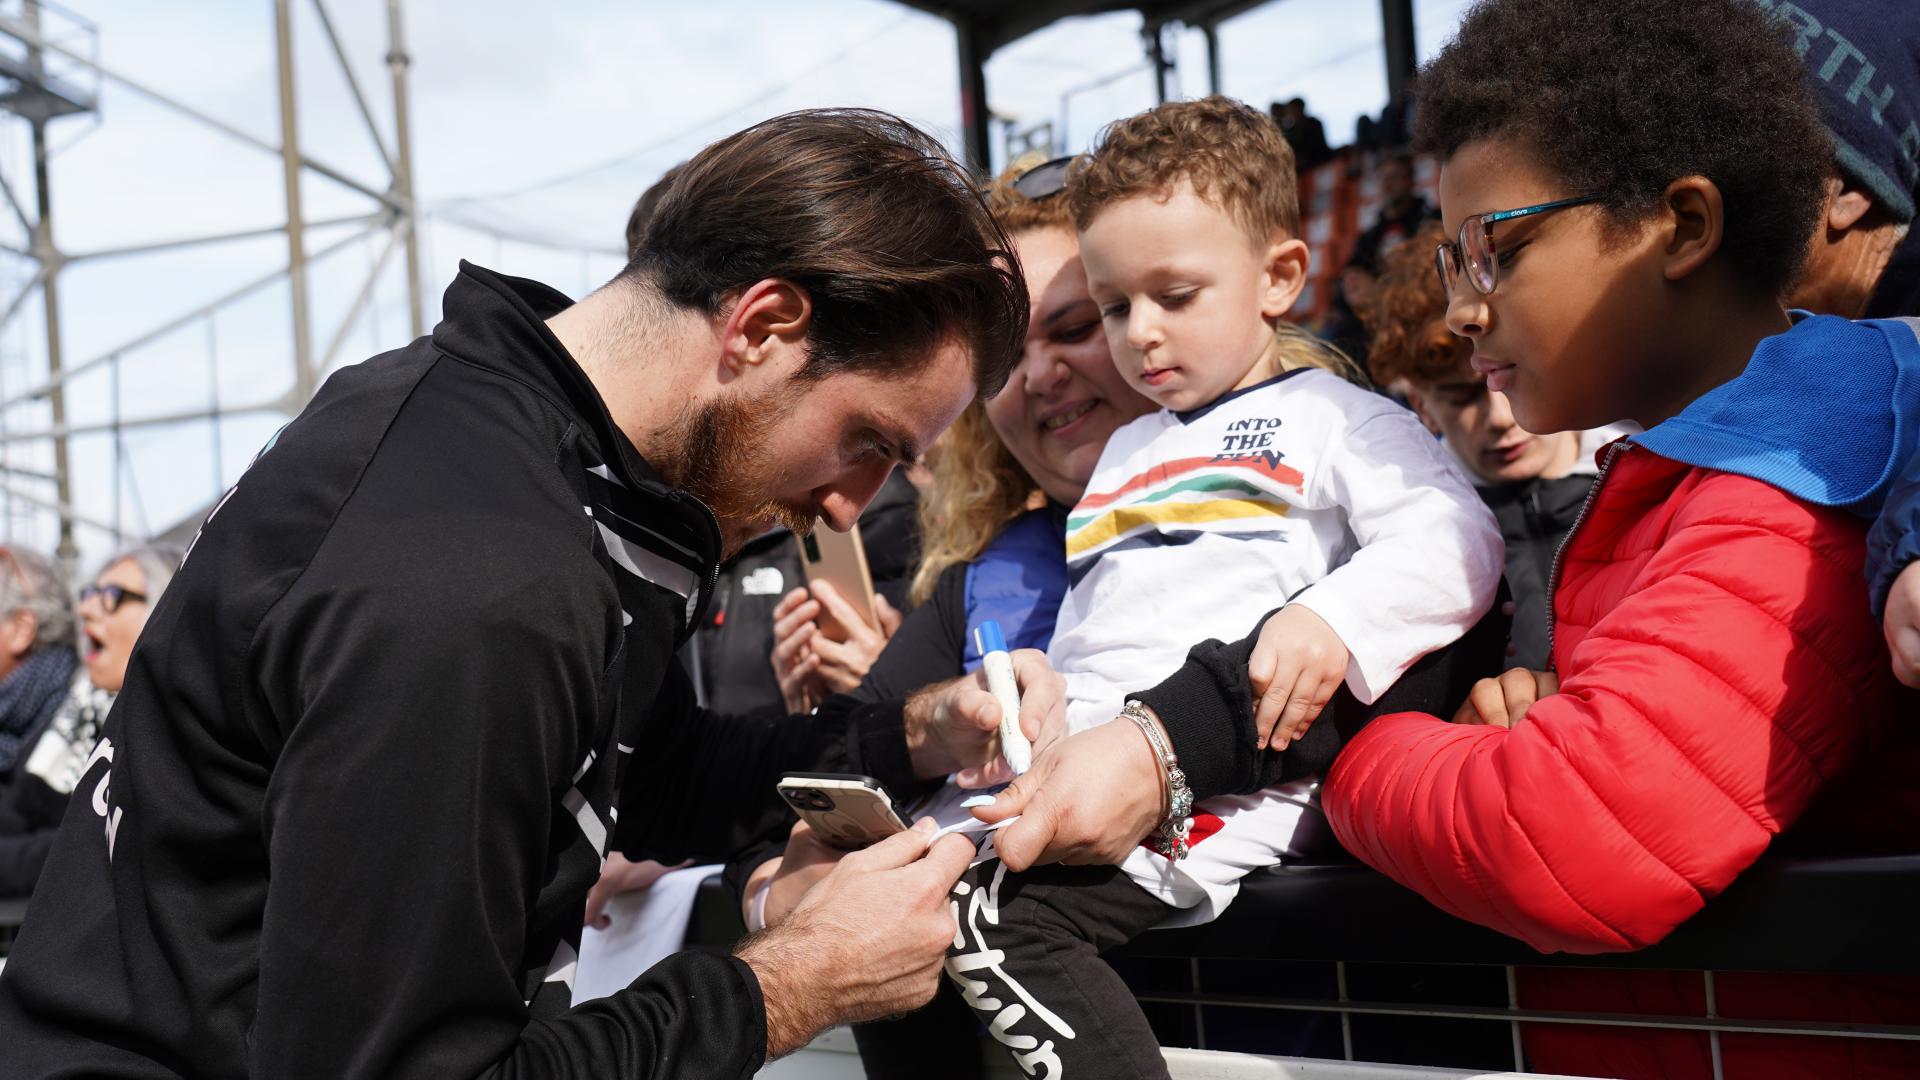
[625, 109, 1028, 398]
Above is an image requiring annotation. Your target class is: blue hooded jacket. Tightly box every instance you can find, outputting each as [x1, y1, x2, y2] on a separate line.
[1631, 313, 1920, 615]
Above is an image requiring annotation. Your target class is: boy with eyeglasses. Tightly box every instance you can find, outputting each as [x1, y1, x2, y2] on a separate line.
[1316, 0, 1920, 1075]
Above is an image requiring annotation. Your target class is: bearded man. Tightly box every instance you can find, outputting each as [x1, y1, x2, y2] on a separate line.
[0, 109, 1042, 1079]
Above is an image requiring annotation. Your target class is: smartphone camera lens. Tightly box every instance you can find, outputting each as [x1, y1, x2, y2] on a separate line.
[803, 789, 835, 812]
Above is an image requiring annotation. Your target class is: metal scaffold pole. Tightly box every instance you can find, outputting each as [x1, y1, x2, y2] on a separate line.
[23, 0, 73, 576]
[387, 0, 423, 339]
[274, 0, 315, 406]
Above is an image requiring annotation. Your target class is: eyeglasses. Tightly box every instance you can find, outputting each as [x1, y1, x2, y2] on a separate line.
[1434, 194, 1604, 297]
[80, 583, 147, 614]
[1009, 156, 1076, 200]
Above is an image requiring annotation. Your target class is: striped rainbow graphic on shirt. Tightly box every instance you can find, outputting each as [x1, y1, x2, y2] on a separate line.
[1065, 453, 1306, 563]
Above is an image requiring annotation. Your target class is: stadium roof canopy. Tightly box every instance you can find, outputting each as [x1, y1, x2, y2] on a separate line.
[884, 0, 1418, 171]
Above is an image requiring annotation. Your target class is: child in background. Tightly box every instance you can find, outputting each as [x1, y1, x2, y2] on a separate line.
[941, 97, 1502, 1078]
[1315, 1, 1920, 1076]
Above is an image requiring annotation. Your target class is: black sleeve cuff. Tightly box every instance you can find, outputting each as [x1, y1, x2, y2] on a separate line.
[1132, 607, 1283, 801]
[846, 698, 943, 806]
[850, 697, 916, 792]
[725, 953, 771, 1075]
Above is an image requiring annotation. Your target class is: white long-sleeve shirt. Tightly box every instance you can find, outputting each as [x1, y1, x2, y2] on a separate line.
[1053, 367, 1503, 723]
[1047, 368, 1504, 921]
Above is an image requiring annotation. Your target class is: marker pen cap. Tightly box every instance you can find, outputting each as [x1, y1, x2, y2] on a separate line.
[973, 620, 1008, 656]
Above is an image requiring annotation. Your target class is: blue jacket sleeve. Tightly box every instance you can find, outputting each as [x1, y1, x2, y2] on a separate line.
[1868, 448, 1920, 618]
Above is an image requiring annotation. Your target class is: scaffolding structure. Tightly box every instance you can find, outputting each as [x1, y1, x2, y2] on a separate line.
[0, 0, 425, 577]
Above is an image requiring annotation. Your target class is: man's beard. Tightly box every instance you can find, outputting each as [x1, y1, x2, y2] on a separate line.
[651, 383, 815, 556]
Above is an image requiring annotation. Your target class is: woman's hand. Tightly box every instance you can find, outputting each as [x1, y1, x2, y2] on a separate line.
[584, 854, 694, 929]
[807, 580, 900, 691]
[902, 649, 1066, 785]
[769, 583, 900, 713]
[771, 588, 828, 713]
[1451, 668, 1559, 728]
[966, 704, 1169, 872]
[1248, 604, 1351, 751]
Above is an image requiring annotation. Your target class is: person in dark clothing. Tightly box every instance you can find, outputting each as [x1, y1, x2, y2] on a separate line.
[1330, 156, 1435, 371]
[0, 544, 183, 900]
[1774, 0, 1920, 319]
[1346, 154, 1436, 277]
[1867, 225, 1920, 318]
[1271, 98, 1332, 174]
[0, 548, 75, 791]
[0, 109, 1048, 1080]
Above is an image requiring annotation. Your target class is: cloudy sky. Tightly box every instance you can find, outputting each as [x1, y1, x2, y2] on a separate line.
[0, 0, 1473, 572]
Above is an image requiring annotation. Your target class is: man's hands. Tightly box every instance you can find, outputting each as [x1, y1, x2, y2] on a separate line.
[771, 582, 901, 713]
[583, 854, 693, 929]
[966, 704, 1169, 872]
[903, 649, 1065, 786]
[1886, 561, 1920, 688]
[737, 819, 974, 1060]
[1452, 668, 1559, 728]
[1248, 604, 1351, 750]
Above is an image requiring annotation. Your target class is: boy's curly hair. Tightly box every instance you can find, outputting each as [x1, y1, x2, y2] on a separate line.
[1415, 0, 1832, 298]
[1361, 222, 1469, 387]
[1067, 95, 1299, 241]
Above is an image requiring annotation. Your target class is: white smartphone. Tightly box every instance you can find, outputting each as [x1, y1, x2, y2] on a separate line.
[777, 772, 907, 851]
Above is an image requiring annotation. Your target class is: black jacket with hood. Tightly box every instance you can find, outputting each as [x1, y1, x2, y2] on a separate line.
[0, 263, 919, 1079]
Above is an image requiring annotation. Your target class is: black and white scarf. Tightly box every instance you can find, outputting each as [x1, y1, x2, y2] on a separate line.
[0, 647, 79, 772]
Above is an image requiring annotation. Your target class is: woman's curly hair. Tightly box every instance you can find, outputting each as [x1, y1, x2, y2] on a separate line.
[1415, 0, 1833, 298]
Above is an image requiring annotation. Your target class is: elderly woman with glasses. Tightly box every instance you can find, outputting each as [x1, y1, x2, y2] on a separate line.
[0, 543, 184, 899]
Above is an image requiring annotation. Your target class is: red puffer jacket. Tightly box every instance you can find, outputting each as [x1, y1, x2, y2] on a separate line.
[1324, 443, 1920, 1078]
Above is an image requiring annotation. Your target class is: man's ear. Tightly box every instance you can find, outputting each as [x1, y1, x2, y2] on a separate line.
[0, 609, 36, 660]
[1661, 176, 1726, 283]
[1259, 236, 1312, 319]
[718, 279, 813, 379]
[1402, 383, 1445, 437]
[1828, 181, 1877, 232]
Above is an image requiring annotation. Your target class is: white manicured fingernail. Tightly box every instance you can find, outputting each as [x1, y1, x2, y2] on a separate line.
[961, 795, 996, 808]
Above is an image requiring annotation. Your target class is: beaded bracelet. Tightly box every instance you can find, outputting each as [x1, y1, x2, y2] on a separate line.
[1119, 700, 1193, 860]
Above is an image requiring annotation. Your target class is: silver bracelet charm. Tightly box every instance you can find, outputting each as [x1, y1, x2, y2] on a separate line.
[1119, 700, 1194, 860]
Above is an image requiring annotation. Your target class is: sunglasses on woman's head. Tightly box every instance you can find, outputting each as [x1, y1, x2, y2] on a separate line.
[1009, 156, 1077, 201]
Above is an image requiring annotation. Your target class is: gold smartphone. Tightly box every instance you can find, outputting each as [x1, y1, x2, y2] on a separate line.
[777, 773, 907, 850]
[795, 522, 878, 641]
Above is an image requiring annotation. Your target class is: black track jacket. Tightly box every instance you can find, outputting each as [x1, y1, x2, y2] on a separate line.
[0, 263, 918, 1078]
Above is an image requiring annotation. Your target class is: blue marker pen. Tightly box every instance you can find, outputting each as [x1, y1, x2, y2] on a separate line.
[972, 620, 1031, 775]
